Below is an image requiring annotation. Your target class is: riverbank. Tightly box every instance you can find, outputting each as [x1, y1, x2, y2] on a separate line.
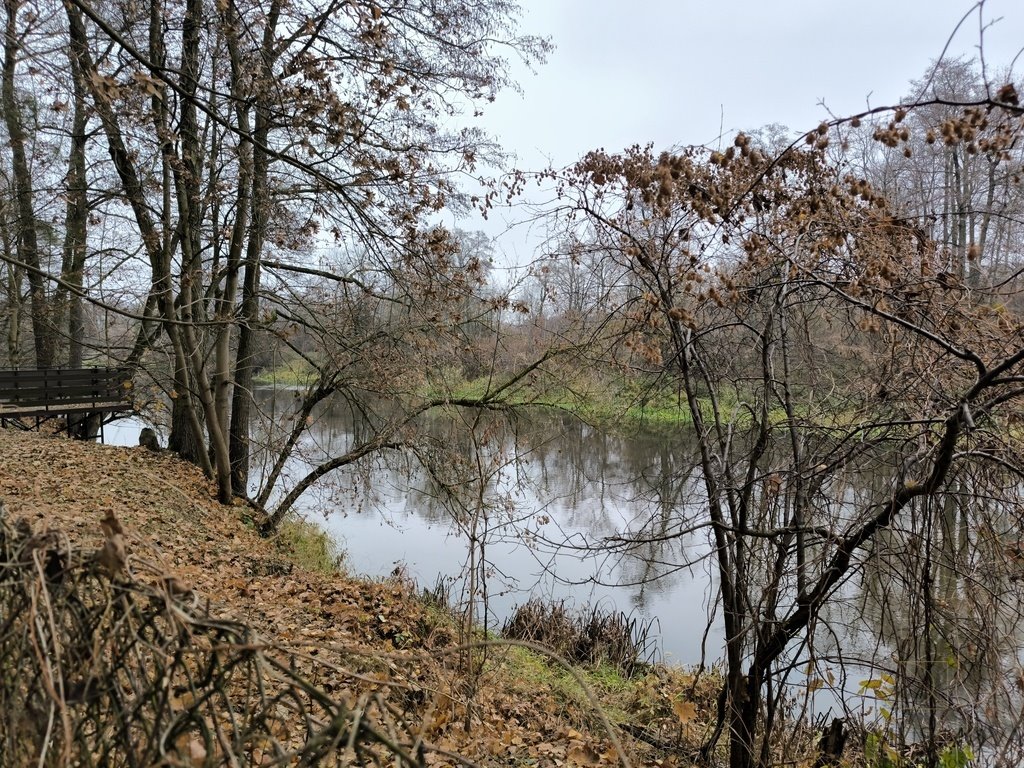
[253, 357, 713, 431]
[0, 426, 733, 766]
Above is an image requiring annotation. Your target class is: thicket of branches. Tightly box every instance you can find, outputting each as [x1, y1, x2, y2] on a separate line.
[0, 0, 549, 516]
[5, 0, 1024, 765]
[524, 62, 1024, 768]
[0, 506, 458, 767]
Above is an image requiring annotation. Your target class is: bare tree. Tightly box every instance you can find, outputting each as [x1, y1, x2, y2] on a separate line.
[0, 0, 549, 502]
[544, 82, 1024, 767]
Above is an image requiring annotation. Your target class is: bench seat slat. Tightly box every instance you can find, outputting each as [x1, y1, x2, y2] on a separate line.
[0, 395, 129, 409]
[0, 387, 130, 399]
[0, 383, 121, 393]
[0, 402, 132, 417]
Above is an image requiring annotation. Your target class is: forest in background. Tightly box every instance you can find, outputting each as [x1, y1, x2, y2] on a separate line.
[4, 0, 1024, 765]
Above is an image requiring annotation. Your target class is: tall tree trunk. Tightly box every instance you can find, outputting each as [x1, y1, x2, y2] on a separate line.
[2, 0, 54, 367]
[1, 201, 20, 365]
[218, 0, 253, 494]
[175, 0, 232, 502]
[168, 361, 207, 461]
[66, 0, 212, 473]
[138, 0, 207, 468]
[228, 172, 266, 494]
[61, 60, 90, 437]
[229, 0, 280, 495]
[60, 48, 89, 368]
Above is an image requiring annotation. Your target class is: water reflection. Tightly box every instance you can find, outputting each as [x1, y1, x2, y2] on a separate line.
[245, 388, 721, 664]
[813, 476, 1024, 749]
[110, 391, 1024, 743]
[245, 390, 1024, 739]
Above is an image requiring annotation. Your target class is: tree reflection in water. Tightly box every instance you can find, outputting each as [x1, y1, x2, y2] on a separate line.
[214, 390, 1024, 742]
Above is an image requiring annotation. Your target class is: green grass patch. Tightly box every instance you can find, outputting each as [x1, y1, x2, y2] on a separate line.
[498, 645, 636, 721]
[495, 642, 723, 742]
[253, 357, 317, 387]
[276, 518, 346, 575]
[255, 361, 815, 434]
[428, 372, 727, 432]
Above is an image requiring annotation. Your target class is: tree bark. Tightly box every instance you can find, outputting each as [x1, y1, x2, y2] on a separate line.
[2, 0, 54, 367]
[60, 47, 89, 368]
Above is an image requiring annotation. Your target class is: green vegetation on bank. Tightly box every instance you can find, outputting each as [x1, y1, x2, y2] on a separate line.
[253, 358, 318, 387]
[253, 355, 789, 431]
[498, 643, 723, 751]
[276, 518, 347, 574]
[251, 356, 934, 442]
[253, 356, 706, 428]
[431, 372, 776, 432]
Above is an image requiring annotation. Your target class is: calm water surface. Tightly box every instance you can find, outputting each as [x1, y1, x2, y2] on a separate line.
[109, 399, 721, 663]
[109, 389, 1024, 736]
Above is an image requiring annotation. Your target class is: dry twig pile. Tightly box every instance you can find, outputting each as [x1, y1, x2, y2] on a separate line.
[0, 506, 439, 767]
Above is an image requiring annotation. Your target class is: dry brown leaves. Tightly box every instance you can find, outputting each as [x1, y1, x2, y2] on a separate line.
[0, 427, 693, 766]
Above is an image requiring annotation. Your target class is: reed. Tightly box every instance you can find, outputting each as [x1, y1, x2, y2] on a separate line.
[502, 597, 659, 677]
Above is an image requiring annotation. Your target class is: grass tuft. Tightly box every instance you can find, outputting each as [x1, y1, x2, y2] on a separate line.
[276, 518, 346, 574]
[502, 598, 659, 677]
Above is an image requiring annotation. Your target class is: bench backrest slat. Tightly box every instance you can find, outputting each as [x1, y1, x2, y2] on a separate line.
[0, 368, 126, 383]
[0, 368, 133, 418]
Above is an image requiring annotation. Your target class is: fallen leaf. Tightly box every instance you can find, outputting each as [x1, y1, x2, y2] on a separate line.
[672, 698, 697, 724]
[568, 744, 602, 765]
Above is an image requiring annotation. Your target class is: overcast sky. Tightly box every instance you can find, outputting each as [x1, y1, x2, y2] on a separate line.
[459, 0, 1024, 267]
[485, 0, 1023, 165]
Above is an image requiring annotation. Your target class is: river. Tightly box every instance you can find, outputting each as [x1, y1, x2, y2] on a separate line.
[109, 396, 721, 663]
[108, 389, 1024, 742]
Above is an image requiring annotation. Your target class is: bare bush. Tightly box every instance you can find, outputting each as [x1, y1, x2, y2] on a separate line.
[0, 512, 451, 767]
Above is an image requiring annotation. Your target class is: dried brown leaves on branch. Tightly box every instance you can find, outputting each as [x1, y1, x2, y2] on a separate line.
[533, 78, 1024, 768]
[554, 83, 1024, 408]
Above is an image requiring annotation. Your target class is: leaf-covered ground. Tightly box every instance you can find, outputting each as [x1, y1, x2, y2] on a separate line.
[0, 426, 725, 766]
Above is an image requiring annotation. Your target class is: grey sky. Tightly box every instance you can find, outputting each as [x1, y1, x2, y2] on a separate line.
[486, 0, 1022, 164]
[465, 0, 1023, 268]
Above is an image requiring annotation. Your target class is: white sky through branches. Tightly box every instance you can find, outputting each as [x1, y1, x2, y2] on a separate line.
[463, 0, 1024, 270]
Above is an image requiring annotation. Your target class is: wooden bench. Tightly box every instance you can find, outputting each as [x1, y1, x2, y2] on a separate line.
[0, 368, 134, 440]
